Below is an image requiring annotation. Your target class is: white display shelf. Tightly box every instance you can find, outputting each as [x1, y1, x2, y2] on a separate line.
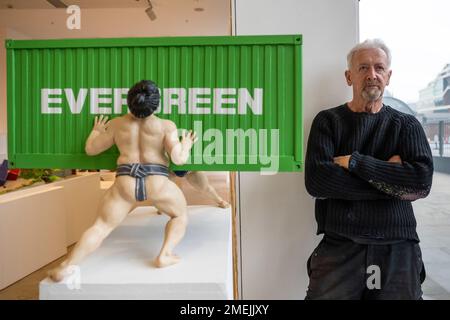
[40, 205, 233, 300]
[0, 172, 102, 289]
[0, 184, 67, 290]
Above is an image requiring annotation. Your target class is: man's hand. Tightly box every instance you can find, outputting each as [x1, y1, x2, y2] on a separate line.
[333, 155, 351, 169]
[93, 115, 109, 133]
[388, 155, 402, 164]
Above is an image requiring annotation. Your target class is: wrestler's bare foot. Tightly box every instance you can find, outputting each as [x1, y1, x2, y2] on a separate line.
[154, 254, 180, 268]
[48, 263, 72, 282]
[217, 199, 230, 208]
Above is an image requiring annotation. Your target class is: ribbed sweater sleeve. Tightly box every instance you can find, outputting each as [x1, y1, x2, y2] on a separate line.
[348, 116, 433, 201]
[305, 111, 393, 201]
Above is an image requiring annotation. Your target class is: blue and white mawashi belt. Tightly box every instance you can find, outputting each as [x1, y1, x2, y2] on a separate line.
[116, 163, 169, 201]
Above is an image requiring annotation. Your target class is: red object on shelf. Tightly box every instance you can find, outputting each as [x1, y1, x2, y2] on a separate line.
[0, 160, 7, 186]
[7, 169, 20, 181]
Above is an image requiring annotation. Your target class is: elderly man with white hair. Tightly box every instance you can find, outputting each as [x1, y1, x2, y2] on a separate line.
[304, 39, 433, 300]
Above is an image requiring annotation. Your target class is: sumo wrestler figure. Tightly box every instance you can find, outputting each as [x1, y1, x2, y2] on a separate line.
[49, 80, 197, 281]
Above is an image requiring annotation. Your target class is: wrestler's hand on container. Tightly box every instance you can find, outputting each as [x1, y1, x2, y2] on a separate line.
[181, 130, 198, 149]
[333, 155, 351, 169]
[93, 115, 109, 133]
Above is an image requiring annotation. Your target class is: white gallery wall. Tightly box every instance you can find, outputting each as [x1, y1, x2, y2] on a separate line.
[234, 0, 359, 299]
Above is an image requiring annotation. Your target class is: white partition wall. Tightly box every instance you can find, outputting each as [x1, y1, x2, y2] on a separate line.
[0, 133, 6, 160]
[234, 0, 359, 299]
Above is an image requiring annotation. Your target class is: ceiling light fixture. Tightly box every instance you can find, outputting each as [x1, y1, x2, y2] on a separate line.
[46, 0, 68, 8]
[145, 0, 157, 21]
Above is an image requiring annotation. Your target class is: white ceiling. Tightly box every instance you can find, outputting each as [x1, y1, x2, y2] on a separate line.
[0, 0, 209, 10]
[0, 0, 230, 38]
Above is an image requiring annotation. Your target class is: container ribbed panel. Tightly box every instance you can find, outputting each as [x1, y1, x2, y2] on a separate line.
[6, 35, 302, 171]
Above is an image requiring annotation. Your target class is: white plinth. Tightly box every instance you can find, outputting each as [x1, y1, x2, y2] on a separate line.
[39, 206, 233, 300]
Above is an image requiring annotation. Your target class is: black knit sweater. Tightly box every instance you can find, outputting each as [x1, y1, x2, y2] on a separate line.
[305, 104, 434, 241]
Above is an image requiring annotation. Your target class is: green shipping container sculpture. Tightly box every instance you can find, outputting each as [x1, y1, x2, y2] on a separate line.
[6, 35, 302, 172]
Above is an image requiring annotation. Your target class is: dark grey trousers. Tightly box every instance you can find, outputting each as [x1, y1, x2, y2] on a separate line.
[305, 233, 426, 300]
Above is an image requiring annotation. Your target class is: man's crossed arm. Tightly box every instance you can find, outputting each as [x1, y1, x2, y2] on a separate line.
[305, 112, 433, 201]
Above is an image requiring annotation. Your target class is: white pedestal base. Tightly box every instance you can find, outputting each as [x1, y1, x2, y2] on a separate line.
[39, 205, 233, 300]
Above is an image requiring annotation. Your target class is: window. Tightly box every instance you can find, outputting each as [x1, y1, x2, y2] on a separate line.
[361, 0, 450, 300]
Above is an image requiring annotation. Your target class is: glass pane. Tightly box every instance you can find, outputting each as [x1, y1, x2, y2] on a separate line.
[361, 0, 450, 300]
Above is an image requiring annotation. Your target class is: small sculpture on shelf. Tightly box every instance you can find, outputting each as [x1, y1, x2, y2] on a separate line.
[49, 80, 197, 281]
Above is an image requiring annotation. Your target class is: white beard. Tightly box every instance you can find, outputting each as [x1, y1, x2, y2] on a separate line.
[362, 87, 382, 101]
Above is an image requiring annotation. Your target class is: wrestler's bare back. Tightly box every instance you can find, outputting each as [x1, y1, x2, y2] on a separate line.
[85, 114, 195, 206]
[113, 113, 171, 166]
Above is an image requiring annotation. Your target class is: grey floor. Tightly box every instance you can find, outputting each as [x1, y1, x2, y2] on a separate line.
[415, 171, 450, 300]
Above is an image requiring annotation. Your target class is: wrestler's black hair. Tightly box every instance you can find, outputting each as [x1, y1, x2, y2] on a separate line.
[127, 80, 160, 119]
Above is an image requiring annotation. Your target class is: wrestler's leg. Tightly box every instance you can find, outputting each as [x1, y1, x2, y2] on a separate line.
[48, 178, 135, 281]
[186, 171, 230, 208]
[156, 172, 177, 215]
[147, 176, 188, 268]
